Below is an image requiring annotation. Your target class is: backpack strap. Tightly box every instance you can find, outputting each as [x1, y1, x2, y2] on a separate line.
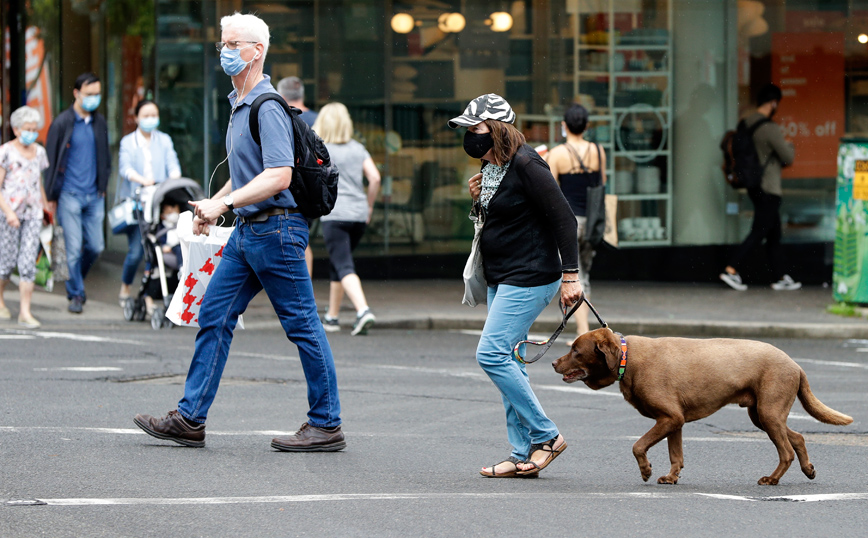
[746, 117, 777, 170]
[248, 93, 298, 147]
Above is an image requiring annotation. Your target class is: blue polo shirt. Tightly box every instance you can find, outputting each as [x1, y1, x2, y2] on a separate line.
[61, 111, 98, 194]
[226, 75, 295, 217]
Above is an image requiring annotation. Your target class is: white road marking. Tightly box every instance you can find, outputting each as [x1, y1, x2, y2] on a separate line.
[698, 493, 868, 503]
[8, 491, 868, 507]
[796, 358, 868, 369]
[621, 436, 765, 443]
[6, 330, 142, 345]
[0, 335, 36, 340]
[33, 367, 123, 372]
[0, 426, 296, 436]
[535, 384, 623, 397]
[233, 351, 298, 361]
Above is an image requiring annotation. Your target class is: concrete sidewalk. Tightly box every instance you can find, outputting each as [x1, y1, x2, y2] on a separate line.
[3, 259, 866, 339]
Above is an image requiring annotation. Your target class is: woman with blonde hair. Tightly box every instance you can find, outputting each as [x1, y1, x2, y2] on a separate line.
[0, 106, 51, 328]
[312, 103, 381, 335]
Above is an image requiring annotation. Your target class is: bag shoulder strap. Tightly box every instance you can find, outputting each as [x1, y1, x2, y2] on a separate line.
[249, 93, 297, 147]
[746, 117, 776, 169]
[563, 142, 587, 174]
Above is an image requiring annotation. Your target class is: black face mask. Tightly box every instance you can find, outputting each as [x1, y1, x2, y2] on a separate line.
[464, 131, 494, 159]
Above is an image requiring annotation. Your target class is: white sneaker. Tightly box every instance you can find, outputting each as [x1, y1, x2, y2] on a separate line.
[719, 272, 747, 291]
[771, 274, 802, 291]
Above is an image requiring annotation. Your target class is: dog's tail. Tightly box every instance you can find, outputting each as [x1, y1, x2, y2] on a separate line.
[798, 369, 853, 426]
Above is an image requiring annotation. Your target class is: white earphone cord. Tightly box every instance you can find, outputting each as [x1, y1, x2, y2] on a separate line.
[205, 55, 255, 227]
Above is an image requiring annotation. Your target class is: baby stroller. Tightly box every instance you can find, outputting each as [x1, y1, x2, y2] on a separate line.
[122, 178, 206, 329]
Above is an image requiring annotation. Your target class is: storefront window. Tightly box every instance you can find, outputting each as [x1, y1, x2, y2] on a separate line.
[736, 0, 864, 244]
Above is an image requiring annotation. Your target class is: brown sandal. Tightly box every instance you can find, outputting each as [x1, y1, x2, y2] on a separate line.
[516, 436, 567, 475]
[480, 456, 539, 478]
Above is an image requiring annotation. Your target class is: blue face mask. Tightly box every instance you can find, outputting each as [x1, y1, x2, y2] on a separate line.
[220, 45, 256, 77]
[139, 117, 160, 133]
[81, 94, 101, 111]
[19, 130, 39, 146]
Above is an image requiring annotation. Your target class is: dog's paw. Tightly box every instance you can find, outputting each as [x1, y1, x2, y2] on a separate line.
[803, 464, 816, 480]
[757, 476, 779, 486]
[640, 465, 652, 482]
[657, 475, 678, 485]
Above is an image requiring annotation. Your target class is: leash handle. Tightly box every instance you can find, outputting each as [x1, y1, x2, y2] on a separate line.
[513, 295, 609, 365]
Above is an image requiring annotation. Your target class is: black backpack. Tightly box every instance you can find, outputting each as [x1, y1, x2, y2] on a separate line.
[720, 117, 772, 190]
[249, 93, 339, 218]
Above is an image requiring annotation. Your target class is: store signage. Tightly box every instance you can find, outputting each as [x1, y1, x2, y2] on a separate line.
[771, 32, 845, 179]
[24, 27, 53, 143]
[854, 160, 868, 201]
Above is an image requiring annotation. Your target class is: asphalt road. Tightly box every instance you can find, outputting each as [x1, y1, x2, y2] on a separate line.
[1, 324, 867, 537]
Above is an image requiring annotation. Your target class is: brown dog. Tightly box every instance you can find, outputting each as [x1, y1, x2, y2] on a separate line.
[552, 329, 853, 485]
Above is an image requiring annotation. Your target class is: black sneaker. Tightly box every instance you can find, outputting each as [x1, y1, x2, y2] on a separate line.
[68, 296, 84, 314]
[351, 308, 376, 336]
[322, 315, 340, 332]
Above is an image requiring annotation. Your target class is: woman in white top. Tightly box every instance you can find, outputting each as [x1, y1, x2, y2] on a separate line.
[312, 103, 381, 335]
[0, 106, 50, 328]
[117, 100, 181, 304]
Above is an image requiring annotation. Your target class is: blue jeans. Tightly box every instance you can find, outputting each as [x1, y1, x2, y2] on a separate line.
[57, 191, 105, 299]
[477, 280, 561, 460]
[121, 224, 144, 286]
[177, 214, 341, 427]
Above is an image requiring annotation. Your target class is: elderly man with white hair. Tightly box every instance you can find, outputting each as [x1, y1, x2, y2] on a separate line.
[0, 106, 50, 328]
[134, 12, 345, 452]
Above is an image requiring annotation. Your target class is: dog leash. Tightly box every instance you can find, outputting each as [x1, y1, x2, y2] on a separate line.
[513, 295, 608, 365]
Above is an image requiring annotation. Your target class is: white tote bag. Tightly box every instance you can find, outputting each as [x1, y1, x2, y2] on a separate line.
[166, 211, 243, 328]
[462, 217, 487, 307]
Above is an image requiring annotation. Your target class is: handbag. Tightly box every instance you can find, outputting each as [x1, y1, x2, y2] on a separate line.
[585, 184, 607, 246]
[166, 211, 244, 329]
[462, 204, 487, 307]
[50, 225, 69, 282]
[109, 198, 138, 235]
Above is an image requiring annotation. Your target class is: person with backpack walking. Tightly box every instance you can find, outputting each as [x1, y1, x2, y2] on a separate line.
[720, 83, 800, 291]
[133, 12, 344, 452]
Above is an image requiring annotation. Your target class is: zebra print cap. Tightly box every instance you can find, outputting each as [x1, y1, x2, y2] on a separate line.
[448, 93, 516, 129]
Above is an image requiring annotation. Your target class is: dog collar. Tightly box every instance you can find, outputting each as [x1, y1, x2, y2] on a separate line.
[615, 332, 628, 381]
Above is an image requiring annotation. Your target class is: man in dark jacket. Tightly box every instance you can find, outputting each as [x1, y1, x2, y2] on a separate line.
[44, 72, 111, 313]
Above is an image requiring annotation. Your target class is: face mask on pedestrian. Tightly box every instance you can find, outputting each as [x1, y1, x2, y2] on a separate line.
[561, 125, 568, 139]
[139, 117, 160, 133]
[19, 130, 39, 146]
[220, 44, 258, 77]
[464, 130, 494, 159]
[81, 94, 101, 112]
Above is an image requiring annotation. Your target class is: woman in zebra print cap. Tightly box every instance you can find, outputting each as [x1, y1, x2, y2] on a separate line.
[449, 94, 583, 478]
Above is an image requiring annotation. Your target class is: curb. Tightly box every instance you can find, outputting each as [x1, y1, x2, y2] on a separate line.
[243, 316, 866, 340]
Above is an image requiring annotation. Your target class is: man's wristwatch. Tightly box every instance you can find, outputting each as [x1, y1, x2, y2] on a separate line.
[222, 193, 235, 211]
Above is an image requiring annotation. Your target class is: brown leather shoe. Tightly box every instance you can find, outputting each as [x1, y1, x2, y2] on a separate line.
[271, 422, 346, 452]
[134, 410, 205, 448]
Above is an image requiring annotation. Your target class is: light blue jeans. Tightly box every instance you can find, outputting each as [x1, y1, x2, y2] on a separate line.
[477, 280, 561, 461]
[177, 213, 341, 427]
[57, 191, 105, 300]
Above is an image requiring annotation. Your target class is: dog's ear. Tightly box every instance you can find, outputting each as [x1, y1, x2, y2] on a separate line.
[593, 330, 621, 373]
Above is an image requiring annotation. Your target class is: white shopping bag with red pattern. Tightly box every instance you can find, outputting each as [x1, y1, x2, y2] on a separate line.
[167, 211, 243, 329]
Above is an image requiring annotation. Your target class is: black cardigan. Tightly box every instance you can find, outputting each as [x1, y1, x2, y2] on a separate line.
[480, 144, 579, 287]
[43, 106, 111, 201]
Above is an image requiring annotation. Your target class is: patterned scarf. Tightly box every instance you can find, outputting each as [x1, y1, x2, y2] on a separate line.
[479, 162, 510, 209]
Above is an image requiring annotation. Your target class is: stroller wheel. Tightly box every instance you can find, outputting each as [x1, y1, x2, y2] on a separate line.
[123, 297, 135, 322]
[151, 306, 165, 330]
[133, 298, 147, 321]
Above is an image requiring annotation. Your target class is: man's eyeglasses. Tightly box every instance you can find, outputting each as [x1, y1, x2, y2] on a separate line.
[215, 41, 258, 52]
